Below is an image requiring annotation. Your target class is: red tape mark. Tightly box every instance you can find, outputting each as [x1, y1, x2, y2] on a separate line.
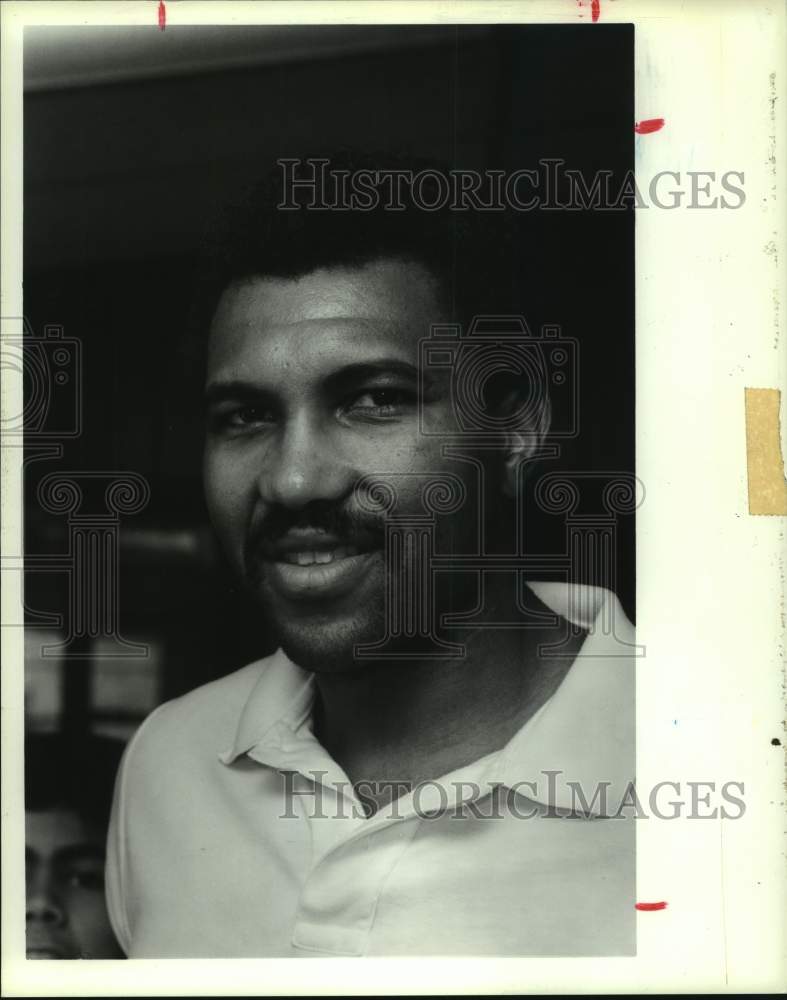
[158, 0, 166, 30]
[636, 901, 668, 911]
[634, 118, 665, 134]
[591, 0, 601, 21]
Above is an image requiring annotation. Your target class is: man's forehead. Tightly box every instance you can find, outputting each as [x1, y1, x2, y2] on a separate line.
[26, 808, 98, 853]
[209, 259, 444, 339]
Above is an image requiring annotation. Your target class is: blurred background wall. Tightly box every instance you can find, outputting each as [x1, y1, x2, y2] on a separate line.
[22, 23, 634, 744]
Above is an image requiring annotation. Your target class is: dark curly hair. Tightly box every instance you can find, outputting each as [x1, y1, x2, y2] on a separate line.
[25, 733, 125, 830]
[188, 149, 527, 365]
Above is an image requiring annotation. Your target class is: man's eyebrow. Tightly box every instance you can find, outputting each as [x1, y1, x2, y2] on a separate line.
[205, 361, 439, 405]
[53, 844, 106, 866]
[204, 381, 276, 406]
[323, 360, 422, 389]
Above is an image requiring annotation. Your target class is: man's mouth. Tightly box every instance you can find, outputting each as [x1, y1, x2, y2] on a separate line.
[26, 947, 64, 959]
[277, 544, 362, 566]
[26, 939, 72, 960]
[259, 534, 380, 601]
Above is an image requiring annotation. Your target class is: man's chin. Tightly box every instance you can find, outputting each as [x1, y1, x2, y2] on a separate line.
[272, 611, 386, 674]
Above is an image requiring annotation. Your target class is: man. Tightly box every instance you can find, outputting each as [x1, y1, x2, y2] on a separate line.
[26, 733, 124, 959]
[107, 153, 635, 957]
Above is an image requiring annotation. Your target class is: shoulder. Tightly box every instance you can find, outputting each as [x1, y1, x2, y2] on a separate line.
[119, 655, 274, 781]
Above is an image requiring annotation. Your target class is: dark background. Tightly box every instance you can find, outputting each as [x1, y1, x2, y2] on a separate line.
[23, 24, 635, 743]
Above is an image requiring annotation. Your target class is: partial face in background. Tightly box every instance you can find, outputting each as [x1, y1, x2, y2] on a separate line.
[26, 808, 121, 959]
[203, 259, 487, 671]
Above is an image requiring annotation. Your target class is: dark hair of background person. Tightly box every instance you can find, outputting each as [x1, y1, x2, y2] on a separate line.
[25, 734, 124, 830]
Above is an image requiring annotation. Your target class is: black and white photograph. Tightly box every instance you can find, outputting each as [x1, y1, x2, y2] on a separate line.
[2, 0, 785, 994]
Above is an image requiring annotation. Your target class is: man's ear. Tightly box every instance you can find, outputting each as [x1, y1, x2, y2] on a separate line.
[499, 392, 552, 499]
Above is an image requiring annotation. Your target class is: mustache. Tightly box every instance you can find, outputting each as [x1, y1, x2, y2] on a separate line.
[244, 499, 386, 572]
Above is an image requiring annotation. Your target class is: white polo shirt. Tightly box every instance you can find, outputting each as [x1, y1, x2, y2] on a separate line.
[106, 582, 636, 957]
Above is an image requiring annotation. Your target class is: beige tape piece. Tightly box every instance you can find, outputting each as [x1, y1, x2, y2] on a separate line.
[744, 388, 787, 515]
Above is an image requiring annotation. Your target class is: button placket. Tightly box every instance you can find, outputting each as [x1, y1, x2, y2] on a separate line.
[292, 815, 421, 956]
[289, 764, 501, 956]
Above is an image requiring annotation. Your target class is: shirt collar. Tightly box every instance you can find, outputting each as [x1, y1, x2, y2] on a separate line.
[218, 648, 314, 765]
[219, 583, 635, 818]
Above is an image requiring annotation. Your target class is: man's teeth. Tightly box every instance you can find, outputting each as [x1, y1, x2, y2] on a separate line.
[282, 546, 360, 566]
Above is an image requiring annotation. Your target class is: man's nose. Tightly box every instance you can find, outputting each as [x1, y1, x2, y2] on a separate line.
[257, 412, 354, 509]
[26, 881, 66, 928]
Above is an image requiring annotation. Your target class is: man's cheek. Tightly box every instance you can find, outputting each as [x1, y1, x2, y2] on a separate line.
[69, 899, 116, 957]
[202, 451, 223, 516]
[357, 425, 441, 474]
[203, 459, 248, 564]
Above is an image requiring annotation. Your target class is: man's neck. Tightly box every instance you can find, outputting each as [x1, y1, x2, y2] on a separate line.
[311, 586, 586, 813]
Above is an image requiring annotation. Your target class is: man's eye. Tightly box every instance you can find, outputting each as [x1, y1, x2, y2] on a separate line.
[211, 405, 274, 431]
[65, 869, 104, 891]
[345, 388, 415, 416]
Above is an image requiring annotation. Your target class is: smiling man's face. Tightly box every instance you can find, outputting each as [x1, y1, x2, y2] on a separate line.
[203, 258, 482, 671]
